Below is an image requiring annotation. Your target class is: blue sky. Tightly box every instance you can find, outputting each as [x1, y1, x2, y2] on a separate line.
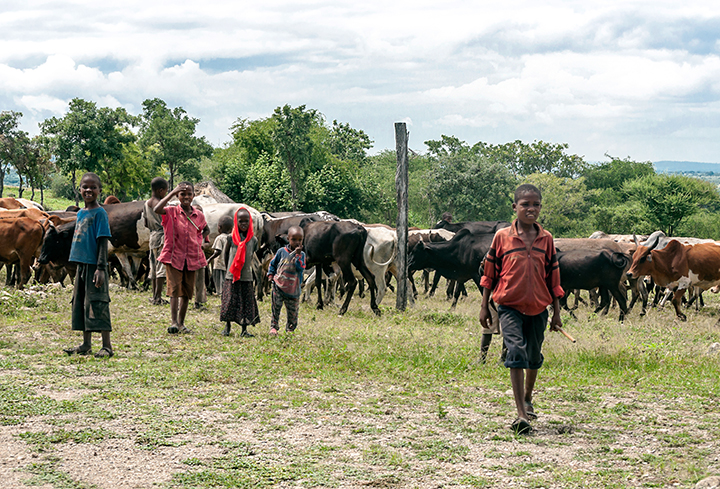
[2, 0, 720, 163]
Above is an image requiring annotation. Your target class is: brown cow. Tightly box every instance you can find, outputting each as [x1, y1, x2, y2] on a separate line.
[0, 217, 46, 289]
[0, 197, 25, 210]
[626, 239, 720, 321]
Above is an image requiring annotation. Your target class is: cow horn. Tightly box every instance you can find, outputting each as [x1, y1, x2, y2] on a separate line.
[633, 234, 639, 246]
[646, 234, 659, 251]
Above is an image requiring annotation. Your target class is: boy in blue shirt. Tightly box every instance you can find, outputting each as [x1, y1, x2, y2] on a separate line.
[63, 173, 114, 358]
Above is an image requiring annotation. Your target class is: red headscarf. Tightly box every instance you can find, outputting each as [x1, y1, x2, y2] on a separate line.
[228, 207, 254, 283]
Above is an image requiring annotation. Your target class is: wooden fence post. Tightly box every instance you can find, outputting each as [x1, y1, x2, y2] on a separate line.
[395, 122, 409, 311]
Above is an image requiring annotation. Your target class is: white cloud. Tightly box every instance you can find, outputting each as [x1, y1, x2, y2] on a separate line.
[1, 1, 720, 161]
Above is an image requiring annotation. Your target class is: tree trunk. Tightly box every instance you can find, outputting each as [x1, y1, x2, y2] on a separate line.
[0, 167, 4, 198]
[40, 187, 44, 208]
[18, 176, 24, 198]
[72, 170, 79, 206]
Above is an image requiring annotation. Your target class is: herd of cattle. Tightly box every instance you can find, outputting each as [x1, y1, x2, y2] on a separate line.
[2, 193, 720, 322]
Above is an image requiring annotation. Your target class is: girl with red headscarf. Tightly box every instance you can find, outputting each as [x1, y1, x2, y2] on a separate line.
[219, 208, 260, 337]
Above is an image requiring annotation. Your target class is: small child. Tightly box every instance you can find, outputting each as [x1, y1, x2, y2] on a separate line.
[479, 183, 564, 435]
[207, 216, 233, 295]
[267, 226, 306, 335]
[144, 177, 169, 305]
[154, 181, 209, 334]
[63, 172, 114, 358]
[219, 208, 260, 337]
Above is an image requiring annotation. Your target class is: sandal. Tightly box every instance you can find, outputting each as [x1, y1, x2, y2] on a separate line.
[269, 328, 279, 336]
[525, 401, 538, 420]
[178, 326, 193, 334]
[63, 346, 92, 356]
[94, 347, 114, 359]
[240, 331, 254, 338]
[168, 325, 179, 334]
[511, 417, 532, 435]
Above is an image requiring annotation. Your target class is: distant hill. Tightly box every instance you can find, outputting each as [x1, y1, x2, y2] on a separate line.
[2, 168, 20, 186]
[654, 161, 720, 174]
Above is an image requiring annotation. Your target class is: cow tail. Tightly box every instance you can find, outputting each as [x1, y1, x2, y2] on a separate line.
[369, 241, 396, 267]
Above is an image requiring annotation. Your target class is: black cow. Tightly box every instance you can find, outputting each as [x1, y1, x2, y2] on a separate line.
[38, 201, 150, 289]
[408, 229, 495, 308]
[428, 221, 511, 298]
[556, 249, 629, 321]
[301, 220, 380, 316]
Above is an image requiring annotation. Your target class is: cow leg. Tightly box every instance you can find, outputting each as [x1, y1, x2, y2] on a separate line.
[672, 289, 687, 321]
[428, 271, 442, 297]
[422, 269, 430, 294]
[115, 253, 138, 290]
[358, 266, 380, 316]
[315, 264, 325, 310]
[445, 279, 455, 301]
[593, 288, 611, 315]
[409, 271, 419, 298]
[337, 264, 357, 316]
[450, 279, 467, 309]
[608, 285, 628, 322]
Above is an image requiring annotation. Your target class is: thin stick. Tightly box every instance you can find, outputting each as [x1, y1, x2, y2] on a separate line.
[556, 327, 576, 343]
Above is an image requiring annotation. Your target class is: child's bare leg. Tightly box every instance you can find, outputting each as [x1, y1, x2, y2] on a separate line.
[510, 368, 530, 420]
[82, 331, 92, 349]
[178, 297, 189, 327]
[168, 296, 180, 333]
[101, 331, 112, 351]
[153, 278, 165, 304]
[524, 369, 538, 404]
[480, 333, 493, 363]
[222, 321, 231, 336]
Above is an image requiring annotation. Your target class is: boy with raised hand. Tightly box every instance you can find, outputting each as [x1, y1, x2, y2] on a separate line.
[63, 172, 114, 358]
[479, 183, 564, 435]
[154, 181, 209, 334]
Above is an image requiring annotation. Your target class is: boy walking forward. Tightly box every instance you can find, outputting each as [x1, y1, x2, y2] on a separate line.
[479, 184, 564, 434]
[63, 172, 114, 358]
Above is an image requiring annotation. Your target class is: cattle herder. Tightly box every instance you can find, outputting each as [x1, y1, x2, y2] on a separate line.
[63, 172, 114, 358]
[479, 183, 564, 435]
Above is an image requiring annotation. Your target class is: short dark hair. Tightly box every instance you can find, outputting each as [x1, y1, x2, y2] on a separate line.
[514, 183, 541, 203]
[218, 216, 233, 231]
[151, 177, 169, 191]
[441, 212, 452, 222]
[80, 172, 102, 188]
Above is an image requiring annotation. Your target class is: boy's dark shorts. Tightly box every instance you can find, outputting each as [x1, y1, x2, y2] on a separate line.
[498, 305, 547, 370]
[166, 264, 196, 299]
[71, 263, 111, 332]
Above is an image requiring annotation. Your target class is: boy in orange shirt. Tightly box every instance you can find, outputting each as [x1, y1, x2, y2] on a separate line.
[479, 184, 564, 435]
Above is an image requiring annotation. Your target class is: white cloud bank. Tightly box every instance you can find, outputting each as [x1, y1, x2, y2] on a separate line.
[1, 0, 720, 161]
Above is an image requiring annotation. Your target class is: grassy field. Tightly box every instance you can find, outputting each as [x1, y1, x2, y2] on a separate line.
[0, 272, 719, 488]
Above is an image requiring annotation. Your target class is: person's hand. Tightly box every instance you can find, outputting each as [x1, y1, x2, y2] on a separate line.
[479, 306, 492, 329]
[549, 312, 562, 332]
[94, 269, 105, 288]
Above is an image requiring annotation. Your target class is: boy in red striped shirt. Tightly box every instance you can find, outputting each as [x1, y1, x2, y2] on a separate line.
[479, 183, 564, 435]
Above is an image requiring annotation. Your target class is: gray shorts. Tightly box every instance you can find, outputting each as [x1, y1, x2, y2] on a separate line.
[71, 263, 112, 332]
[498, 305, 547, 370]
[149, 247, 166, 279]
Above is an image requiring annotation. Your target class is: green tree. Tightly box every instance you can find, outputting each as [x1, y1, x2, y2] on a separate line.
[327, 120, 372, 164]
[138, 98, 213, 188]
[271, 104, 317, 211]
[0, 110, 25, 198]
[623, 173, 720, 236]
[425, 150, 516, 223]
[241, 154, 293, 212]
[480, 139, 586, 178]
[40, 98, 135, 204]
[303, 161, 363, 218]
[99, 138, 155, 201]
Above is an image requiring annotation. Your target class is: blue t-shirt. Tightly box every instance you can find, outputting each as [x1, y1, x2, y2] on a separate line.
[69, 207, 112, 265]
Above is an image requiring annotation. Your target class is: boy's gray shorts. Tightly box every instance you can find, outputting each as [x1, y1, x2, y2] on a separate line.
[498, 305, 547, 370]
[71, 263, 112, 332]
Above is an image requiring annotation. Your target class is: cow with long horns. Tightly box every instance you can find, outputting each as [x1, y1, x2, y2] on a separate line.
[626, 233, 720, 320]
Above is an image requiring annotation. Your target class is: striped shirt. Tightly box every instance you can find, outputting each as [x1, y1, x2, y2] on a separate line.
[480, 220, 564, 316]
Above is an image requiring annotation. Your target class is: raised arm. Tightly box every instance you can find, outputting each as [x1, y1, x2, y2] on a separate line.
[153, 183, 189, 215]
